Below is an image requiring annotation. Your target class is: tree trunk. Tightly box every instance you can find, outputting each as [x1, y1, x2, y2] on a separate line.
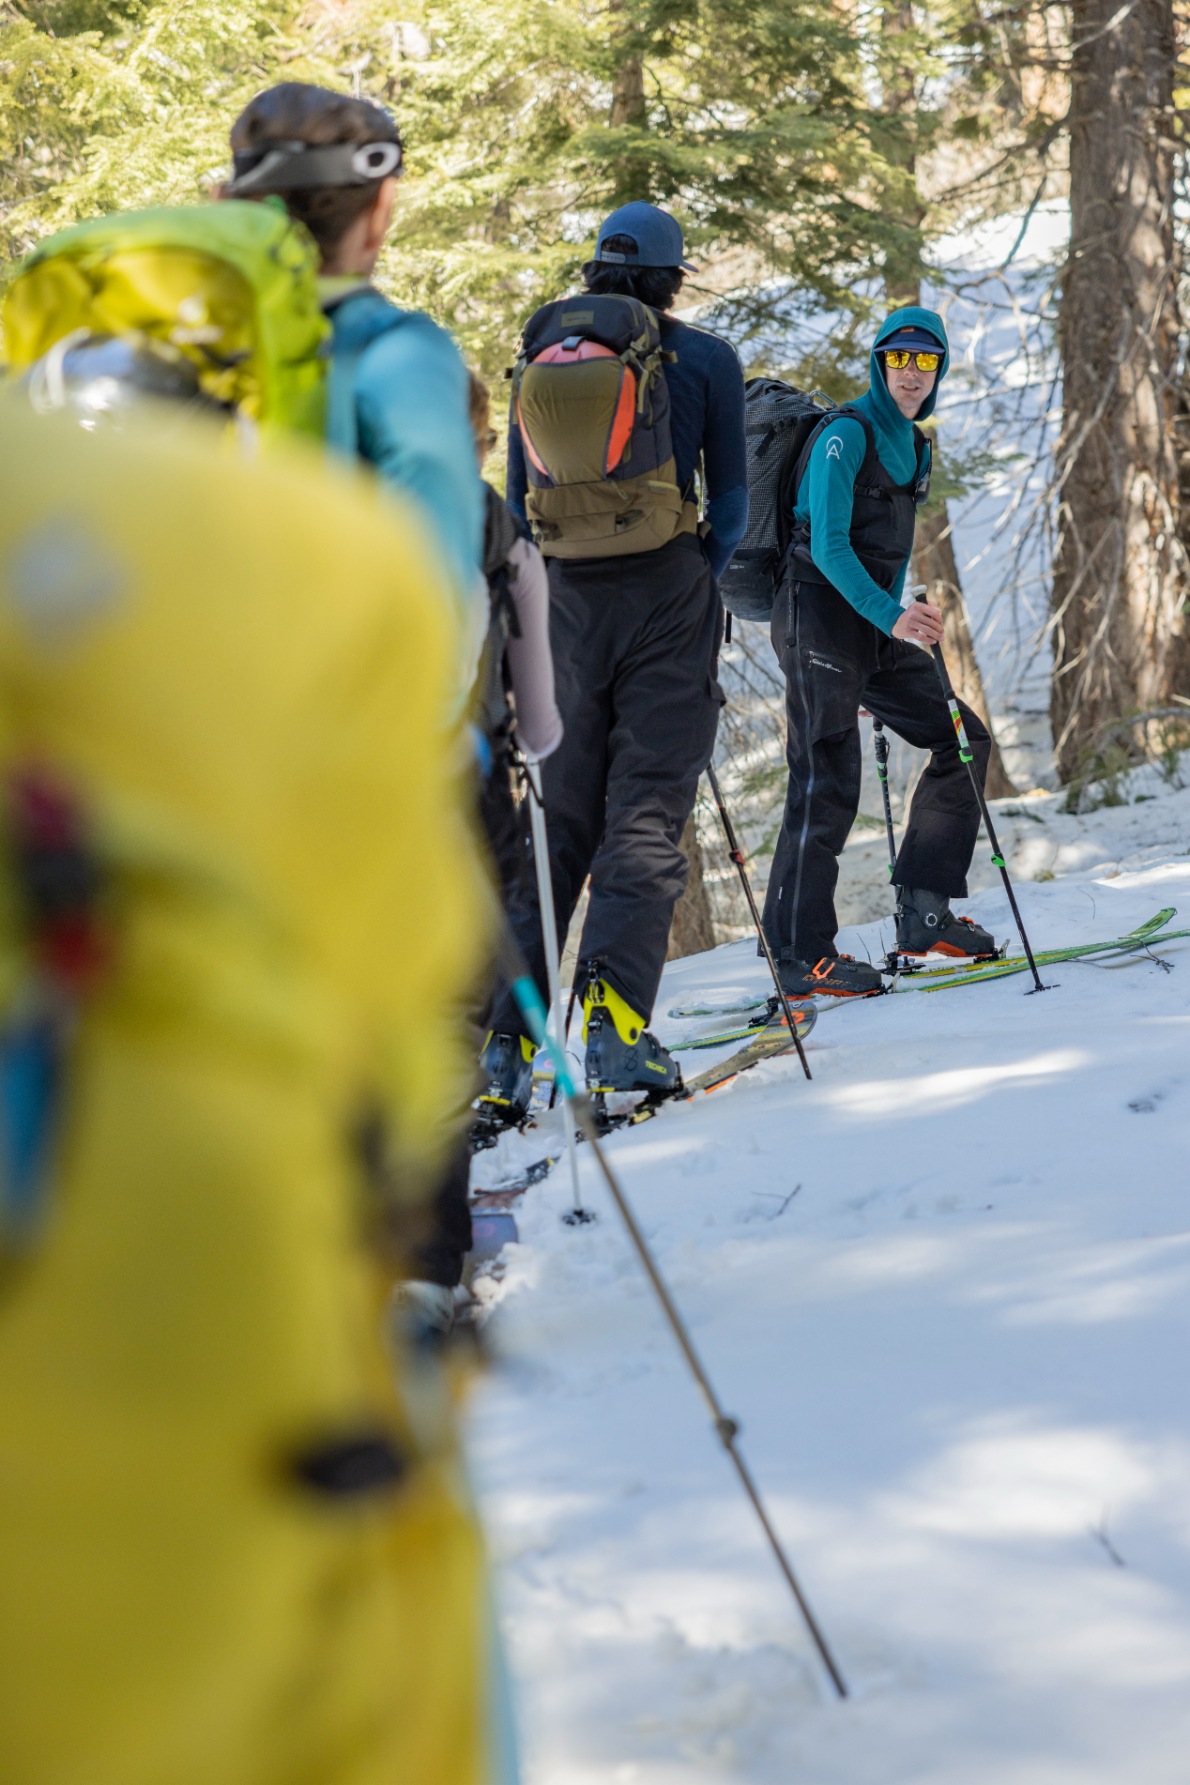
[668, 813, 716, 958]
[606, 0, 649, 205]
[912, 498, 1019, 797]
[1051, 0, 1189, 783]
[609, 52, 645, 130]
[880, 0, 1016, 796]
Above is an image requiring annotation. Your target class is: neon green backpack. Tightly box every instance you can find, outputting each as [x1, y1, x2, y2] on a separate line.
[2, 200, 329, 438]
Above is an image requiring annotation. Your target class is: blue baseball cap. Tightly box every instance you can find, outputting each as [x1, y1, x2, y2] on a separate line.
[879, 325, 944, 354]
[593, 202, 698, 272]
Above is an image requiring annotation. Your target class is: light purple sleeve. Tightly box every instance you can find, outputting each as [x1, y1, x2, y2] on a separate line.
[504, 537, 563, 762]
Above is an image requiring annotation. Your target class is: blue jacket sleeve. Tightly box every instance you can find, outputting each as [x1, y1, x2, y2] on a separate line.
[700, 338, 747, 578]
[354, 319, 484, 611]
[705, 486, 748, 578]
[803, 419, 905, 635]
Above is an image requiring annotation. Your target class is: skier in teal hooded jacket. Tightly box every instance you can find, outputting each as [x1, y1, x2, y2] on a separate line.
[761, 306, 995, 997]
[226, 83, 485, 710]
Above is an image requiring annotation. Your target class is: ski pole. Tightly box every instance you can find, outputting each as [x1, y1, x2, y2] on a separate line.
[524, 757, 593, 1223]
[704, 764, 812, 1081]
[872, 721, 897, 879]
[547, 972, 579, 1112]
[497, 922, 848, 1699]
[913, 592, 1047, 993]
[547, 876, 587, 1110]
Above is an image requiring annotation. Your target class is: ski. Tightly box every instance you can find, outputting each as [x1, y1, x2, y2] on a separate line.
[913, 906, 1184, 992]
[469, 1015, 816, 1195]
[679, 1021, 815, 1096]
[669, 909, 1180, 1019]
[671, 1001, 818, 1053]
[886, 941, 1008, 975]
[667, 993, 770, 1021]
[668, 953, 984, 1016]
[471, 912, 1184, 1200]
[469, 1208, 519, 1255]
[471, 1154, 557, 1204]
[589, 1023, 815, 1135]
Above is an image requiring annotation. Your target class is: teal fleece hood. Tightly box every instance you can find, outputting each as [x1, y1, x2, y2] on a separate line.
[868, 305, 949, 426]
[790, 304, 950, 637]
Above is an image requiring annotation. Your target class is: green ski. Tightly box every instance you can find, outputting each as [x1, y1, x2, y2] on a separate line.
[917, 909, 1186, 991]
[671, 1001, 818, 1053]
[673, 909, 1183, 1043]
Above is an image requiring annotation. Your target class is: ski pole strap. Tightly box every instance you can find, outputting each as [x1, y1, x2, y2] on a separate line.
[508, 972, 579, 1101]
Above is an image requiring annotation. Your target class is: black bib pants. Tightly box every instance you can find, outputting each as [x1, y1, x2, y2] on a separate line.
[761, 434, 990, 969]
[489, 534, 723, 1035]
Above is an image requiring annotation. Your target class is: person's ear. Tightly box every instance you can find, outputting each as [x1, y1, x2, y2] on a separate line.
[362, 176, 398, 257]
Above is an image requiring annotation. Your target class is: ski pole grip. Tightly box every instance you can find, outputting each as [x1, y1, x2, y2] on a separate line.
[913, 588, 954, 692]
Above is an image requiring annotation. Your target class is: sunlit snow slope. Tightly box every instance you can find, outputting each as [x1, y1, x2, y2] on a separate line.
[467, 775, 1190, 1784]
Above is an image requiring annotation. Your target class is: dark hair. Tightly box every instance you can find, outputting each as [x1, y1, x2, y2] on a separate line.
[229, 82, 401, 258]
[580, 236, 684, 312]
[467, 370, 491, 441]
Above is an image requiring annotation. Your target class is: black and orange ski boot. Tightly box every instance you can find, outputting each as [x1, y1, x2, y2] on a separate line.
[777, 953, 886, 998]
[895, 886, 997, 960]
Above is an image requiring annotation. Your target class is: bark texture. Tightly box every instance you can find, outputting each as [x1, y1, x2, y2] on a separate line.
[877, 0, 1017, 799]
[668, 813, 716, 958]
[1051, 0, 1190, 781]
[609, 51, 645, 129]
[912, 499, 1018, 796]
[606, 0, 648, 205]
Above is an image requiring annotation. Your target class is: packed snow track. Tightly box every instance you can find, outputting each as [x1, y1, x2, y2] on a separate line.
[467, 829, 1190, 1783]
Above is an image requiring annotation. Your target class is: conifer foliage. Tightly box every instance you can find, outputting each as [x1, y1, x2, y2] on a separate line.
[0, 1, 326, 268]
[3, 0, 1188, 787]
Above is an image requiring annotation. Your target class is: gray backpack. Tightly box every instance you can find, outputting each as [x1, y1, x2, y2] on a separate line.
[719, 379, 836, 622]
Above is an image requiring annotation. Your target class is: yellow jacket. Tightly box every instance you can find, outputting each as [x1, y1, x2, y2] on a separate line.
[0, 404, 501, 1785]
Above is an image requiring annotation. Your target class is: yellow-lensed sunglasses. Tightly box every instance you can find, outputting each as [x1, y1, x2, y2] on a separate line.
[882, 348, 941, 371]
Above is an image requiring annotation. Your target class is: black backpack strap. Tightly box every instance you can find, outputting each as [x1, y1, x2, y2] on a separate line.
[788, 404, 872, 509]
[911, 424, 932, 505]
[482, 483, 521, 583]
[837, 406, 886, 499]
[475, 486, 526, 754]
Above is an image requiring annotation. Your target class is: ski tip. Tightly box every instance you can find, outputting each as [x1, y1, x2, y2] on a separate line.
[468, 1210, 518, 1260]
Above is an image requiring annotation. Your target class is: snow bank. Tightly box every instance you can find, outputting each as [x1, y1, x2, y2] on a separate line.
[467, 777, 1190, 1783]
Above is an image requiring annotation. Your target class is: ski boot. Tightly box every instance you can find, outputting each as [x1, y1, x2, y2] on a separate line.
[895, 886, 997, 961]
[777, 953, 886, 998]
[582, 978, 682, 1118]
[472, 1030, 535, 1147]
[394, 1279, 462, 1346]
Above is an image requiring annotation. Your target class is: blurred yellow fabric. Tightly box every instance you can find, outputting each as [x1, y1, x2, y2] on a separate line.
[0, 404, 497, 1785]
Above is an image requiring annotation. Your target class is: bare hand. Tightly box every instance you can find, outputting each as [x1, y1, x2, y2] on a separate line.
[893, 602, 944, 647]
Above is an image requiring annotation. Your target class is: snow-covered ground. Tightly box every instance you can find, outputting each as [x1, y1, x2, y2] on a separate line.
[466, 770, 1190, 1783]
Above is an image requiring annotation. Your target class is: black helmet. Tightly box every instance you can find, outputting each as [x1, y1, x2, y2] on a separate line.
[24, 331, 228, 429]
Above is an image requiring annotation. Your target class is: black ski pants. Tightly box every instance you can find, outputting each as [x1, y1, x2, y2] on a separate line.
[413, 749, 522, 1292]
[490, 535, 723, 1032]
[762, 576, 990, 966]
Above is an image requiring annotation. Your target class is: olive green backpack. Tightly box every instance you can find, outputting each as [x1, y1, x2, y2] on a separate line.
[2, 200, 329, 438]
